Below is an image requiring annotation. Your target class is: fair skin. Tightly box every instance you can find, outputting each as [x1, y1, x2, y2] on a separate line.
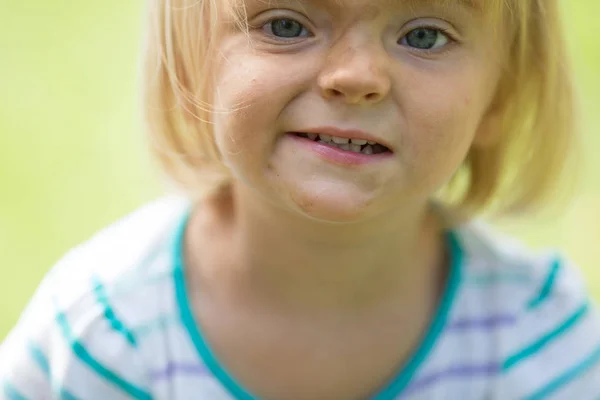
[184, 0, 503, 398]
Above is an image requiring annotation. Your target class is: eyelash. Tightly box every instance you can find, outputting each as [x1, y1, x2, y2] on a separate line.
[259, 17, 457, 53]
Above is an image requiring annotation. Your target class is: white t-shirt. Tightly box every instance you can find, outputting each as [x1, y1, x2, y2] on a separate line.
[1, 196, 599, 399]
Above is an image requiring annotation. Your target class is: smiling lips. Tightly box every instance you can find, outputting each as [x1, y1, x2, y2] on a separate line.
[290, 132, 391, 155]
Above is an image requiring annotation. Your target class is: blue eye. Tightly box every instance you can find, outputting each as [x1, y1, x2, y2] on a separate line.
[264, 19, 309, 38]
[401, 28, 449, 50]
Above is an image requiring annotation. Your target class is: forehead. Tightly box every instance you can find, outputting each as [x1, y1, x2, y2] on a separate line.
[227, 0, 508, 32]
[240, 0, 486, 13]
[332, 0, 482, 11]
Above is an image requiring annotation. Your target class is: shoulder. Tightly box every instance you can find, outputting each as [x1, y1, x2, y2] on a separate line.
[0, 195, 190, 399]
[16, 195, 190, 330]
[50, 194, 190, 287]
[454, 221, 585, 309]
[454, 221, 600, 399]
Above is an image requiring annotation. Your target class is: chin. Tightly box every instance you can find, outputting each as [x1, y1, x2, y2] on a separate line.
[284, 183, 380, 224]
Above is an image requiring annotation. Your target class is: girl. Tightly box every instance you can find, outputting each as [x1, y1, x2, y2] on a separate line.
[1, 0, 598, 398]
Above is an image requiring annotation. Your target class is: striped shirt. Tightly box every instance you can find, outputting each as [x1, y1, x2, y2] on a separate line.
[1, 196, 599, 399]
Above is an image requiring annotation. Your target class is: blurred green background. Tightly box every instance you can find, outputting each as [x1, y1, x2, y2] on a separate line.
[0, 1, 598, 339]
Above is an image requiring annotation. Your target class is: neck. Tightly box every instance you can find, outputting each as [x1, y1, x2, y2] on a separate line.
[187, 185, 448, 314]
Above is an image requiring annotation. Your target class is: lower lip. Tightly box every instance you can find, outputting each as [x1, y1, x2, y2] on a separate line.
[287, 134, 392, 166]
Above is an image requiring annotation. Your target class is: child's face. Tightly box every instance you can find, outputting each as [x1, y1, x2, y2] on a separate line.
[212, 0, 502, 221]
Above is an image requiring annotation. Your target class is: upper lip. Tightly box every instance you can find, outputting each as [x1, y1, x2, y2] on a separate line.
[294, 126, 392, 150]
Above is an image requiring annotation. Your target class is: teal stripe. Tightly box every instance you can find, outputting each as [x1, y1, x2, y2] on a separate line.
[526, 343, 600, 400]
[57, 387, 81, 400]
[371, 231, 464, 399]
[2, 382, 28, 400]
[465, 272, 533, 286]
[172, 211, 256, 400]
[28, 342, 81, 400]
[172, 210, 465, 400]
[55, 310, 152, 399]
[503, 303, 589, 371]
[92, 276, 138, 347]
[527, 258, 561, 310]
[132, 314, 179, 338]
[28, 343, 50, 374]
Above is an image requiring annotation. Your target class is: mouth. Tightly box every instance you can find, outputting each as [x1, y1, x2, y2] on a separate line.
[289, 132, 392, 155]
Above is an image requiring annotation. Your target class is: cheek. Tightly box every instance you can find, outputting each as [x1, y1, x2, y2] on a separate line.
[398, 67, 493, 179]
[211, 46, 314, 180]
[212, 60, 279, 166]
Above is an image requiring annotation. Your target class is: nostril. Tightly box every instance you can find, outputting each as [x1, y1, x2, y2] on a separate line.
[323, 87, 382, 103]
[325, 88, 344, 98]
[366, 93, 380, 101]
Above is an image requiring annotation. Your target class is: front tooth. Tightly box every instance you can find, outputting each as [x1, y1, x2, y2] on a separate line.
[319, 134, 332, 142]
[362, 145, 374, 155]
[350, 144, 362, 153]
[332, 136, 350, 144]
[339, 143, 351, 151]
[351, 138, 367, 145]
[307, 133, 318, 140]
[367, 140, 377, 145]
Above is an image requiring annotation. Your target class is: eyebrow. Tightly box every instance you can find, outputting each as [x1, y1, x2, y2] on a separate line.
[259, 0, 481, 14]
[242, 0, 483, 22]
[394, 0, 481, 13]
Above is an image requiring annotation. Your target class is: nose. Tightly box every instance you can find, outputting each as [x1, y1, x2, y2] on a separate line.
[318, 43, 391, 105]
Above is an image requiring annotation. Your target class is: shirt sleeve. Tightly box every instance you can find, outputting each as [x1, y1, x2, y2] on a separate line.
[0, 271, 153, 400]
[499, 257, 600, 399]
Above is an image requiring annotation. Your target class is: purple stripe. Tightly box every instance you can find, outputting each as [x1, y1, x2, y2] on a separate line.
[403, 363, 500, 396]
[150, 362, 208, 381]
[445, 314, 517, 331]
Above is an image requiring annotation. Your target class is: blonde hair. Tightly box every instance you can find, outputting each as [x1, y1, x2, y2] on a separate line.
[142, 0, 578, 217]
